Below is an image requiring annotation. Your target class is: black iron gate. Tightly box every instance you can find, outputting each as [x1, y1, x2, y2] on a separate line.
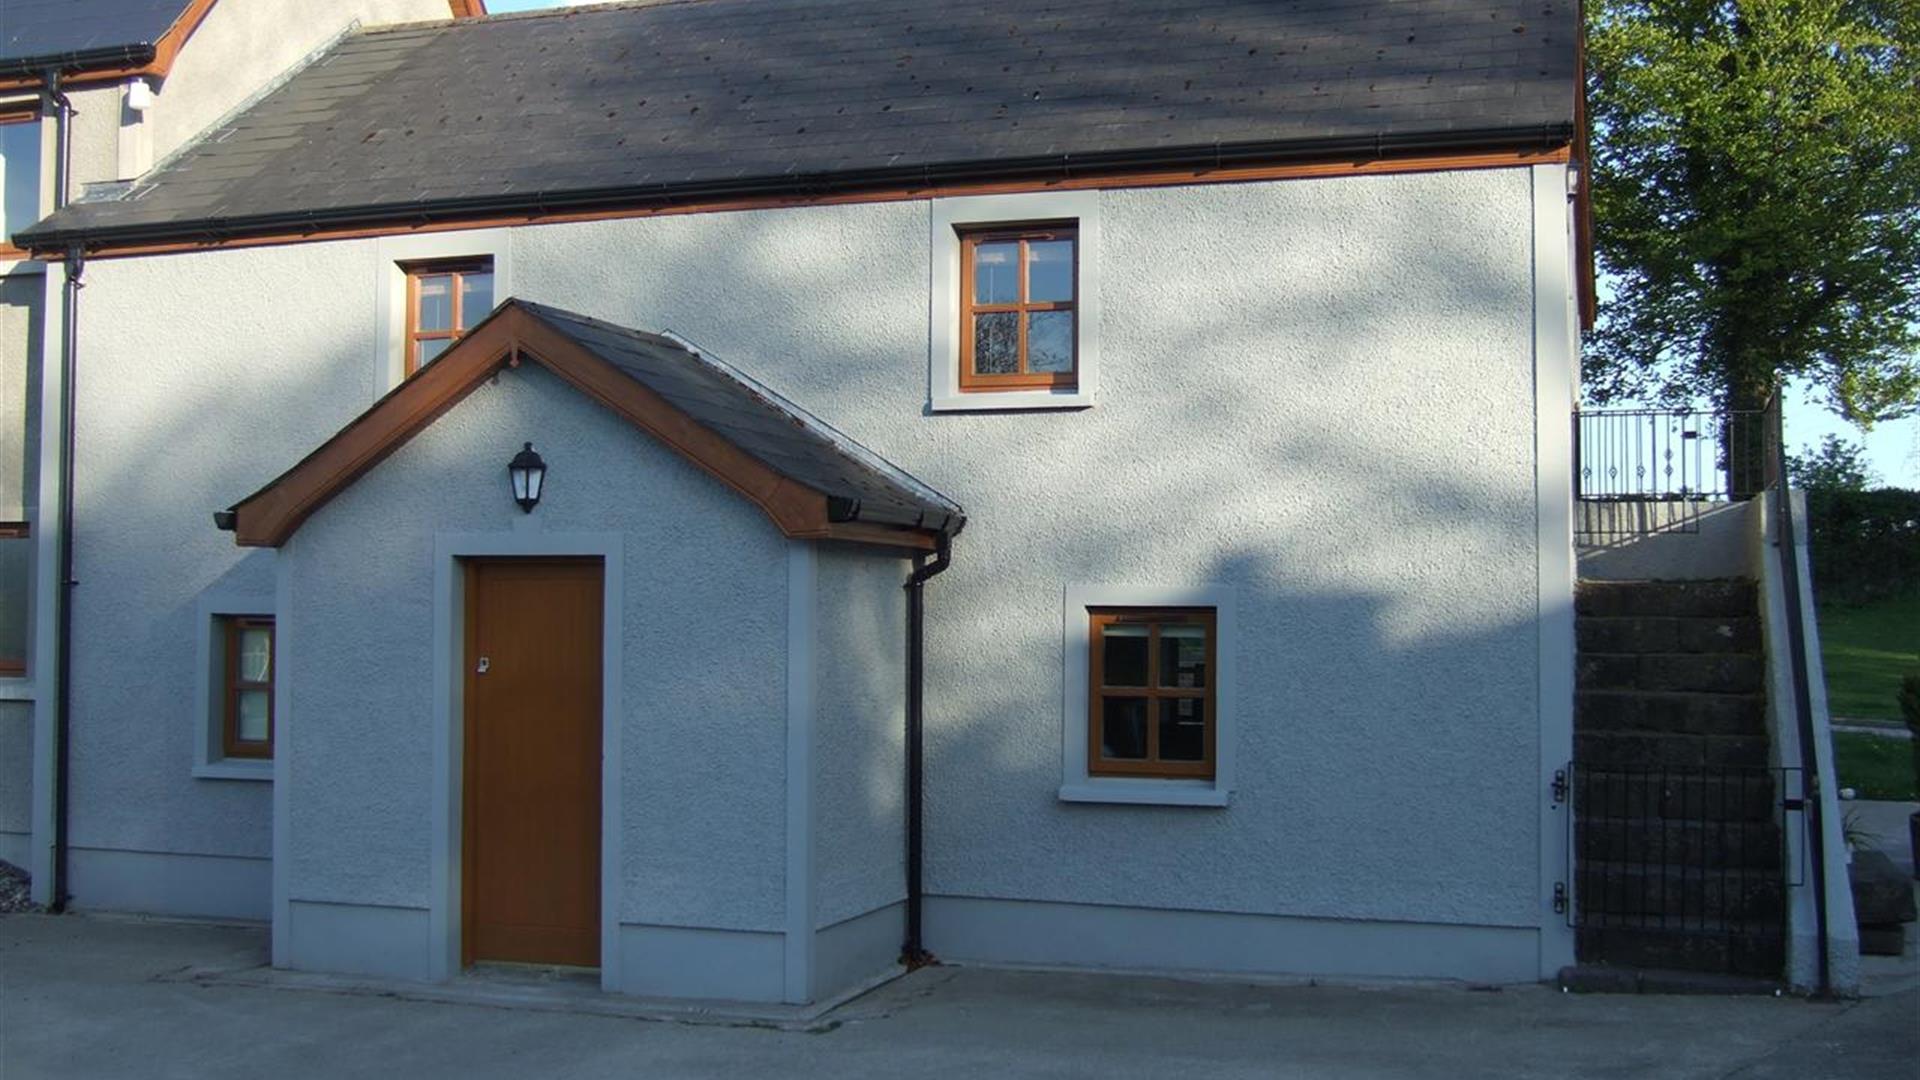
[1561, 762, 1804, 975]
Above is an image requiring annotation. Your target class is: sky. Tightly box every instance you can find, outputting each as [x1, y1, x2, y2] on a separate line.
[476, 0, 1919, 486]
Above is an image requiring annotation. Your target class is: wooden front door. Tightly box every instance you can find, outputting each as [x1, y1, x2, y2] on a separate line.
[463, 558, 603, 968]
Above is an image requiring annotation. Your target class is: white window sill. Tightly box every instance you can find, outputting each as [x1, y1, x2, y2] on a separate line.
[193, 761, 273, 782]
[1058, 780, 1229, 808]
[931, 389, 1093, 413]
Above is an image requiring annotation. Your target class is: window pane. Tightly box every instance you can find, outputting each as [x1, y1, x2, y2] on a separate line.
[972, 312, 1018, 375]
[238, 627, 271, 683]
[415, 338, 451, 369]
[1160, 698, 1206, 761]
[1159, 624, 1208, 688]
[1027, 311, 1074, 373]
[0, 535, 27, 671]
[1027, 238, 1074, 302]
[972, 241, 1019, 304]
[414, 274, 453, 331]
[1, 120, 41, 244]
[458, 271, 494, 329]
[1101, 623, 1149, 687]
[236, 690, 270, 743]
[1100, 697, 1148, 760]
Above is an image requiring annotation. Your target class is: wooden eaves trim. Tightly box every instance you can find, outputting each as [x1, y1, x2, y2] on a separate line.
[222, 303, 937, 552]
[41, 145, 1574, 262]
[0, 0, 218, 93]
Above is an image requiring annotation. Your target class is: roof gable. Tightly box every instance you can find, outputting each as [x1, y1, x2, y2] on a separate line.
[218, 300, 962, 551]
[24, 0, 1579, 249]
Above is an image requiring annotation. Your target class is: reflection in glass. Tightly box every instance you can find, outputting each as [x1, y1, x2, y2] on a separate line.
[973, 241, 1019, 303]
[415, 275, 453, 331]
[1160, 698, 1205, 761]
[1101, 697, 1148, 759]
[1102, 624, 1148, 686]
[1160, 624, 1207, 688]
[239, 628, 272, 682]
[459, 271, 494, 329]
[973, 312, 1018, 374]
[1027, 239, 1074, 301]
[1028, 311, 1073, 372]
[237, 690, 270, 743]
[416, 338, 451, 370]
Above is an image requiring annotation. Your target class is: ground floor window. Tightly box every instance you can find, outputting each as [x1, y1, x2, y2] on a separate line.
[1061, 584, 1236, 806]
[221, 616, 274, 759]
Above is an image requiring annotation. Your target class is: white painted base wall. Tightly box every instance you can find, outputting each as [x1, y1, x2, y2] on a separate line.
[68, 848, 270, 921]
[924, 896, 1542, 984]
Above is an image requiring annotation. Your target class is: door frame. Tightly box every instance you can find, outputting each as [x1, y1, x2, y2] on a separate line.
[427, 531, 625, 991]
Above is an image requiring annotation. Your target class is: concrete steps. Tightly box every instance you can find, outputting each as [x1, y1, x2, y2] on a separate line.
[1572, 579, 1785, 980]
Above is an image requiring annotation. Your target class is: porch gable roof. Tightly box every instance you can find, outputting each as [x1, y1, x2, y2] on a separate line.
[216, 299, 964, 551]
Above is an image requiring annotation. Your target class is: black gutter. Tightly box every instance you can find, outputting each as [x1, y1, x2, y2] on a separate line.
[46, 69, 79, 914]
[900, 531, 954, 967]
[0, 44, 155, 80]
[18, 123, 1575, 255]
[1770, 397, 1830, 996]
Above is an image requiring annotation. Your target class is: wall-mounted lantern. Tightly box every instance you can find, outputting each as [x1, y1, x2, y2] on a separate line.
[508, 442, 546, 513]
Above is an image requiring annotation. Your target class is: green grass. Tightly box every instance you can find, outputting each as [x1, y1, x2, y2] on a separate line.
[1816, 594, 1919, 720]
[1833, 732, 1918, 801]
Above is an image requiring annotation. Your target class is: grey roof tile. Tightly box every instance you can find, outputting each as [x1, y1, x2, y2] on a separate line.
[24, 0, 1576, 246]
[0, 0, 193, 68]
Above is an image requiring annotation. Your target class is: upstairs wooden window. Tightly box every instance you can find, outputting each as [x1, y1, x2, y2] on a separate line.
[223, 616, 274, 759]
[404, 259, 494, 375]
[0, 105, 41, 255]
[959, 226, 1078, 391]
[1088, 608, 1216, 779]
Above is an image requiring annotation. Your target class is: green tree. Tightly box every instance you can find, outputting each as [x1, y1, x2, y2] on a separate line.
[1585, 0, 1920, 426]
[1788, 433, 1878, 489]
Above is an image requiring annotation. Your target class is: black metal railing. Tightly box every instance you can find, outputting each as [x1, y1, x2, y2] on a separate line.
[1574, 402, 1776, 541]
[1567, 763, 1801, 970]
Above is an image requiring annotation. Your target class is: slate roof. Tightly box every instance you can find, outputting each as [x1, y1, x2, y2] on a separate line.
[517, 300, 964, 532]
[21, 0, 1578, 249]
[0, 0, 196, 71]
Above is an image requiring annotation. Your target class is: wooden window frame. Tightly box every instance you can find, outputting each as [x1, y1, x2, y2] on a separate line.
[222, 616, 274, 759]
[1087, 607, 1217, 780]
[402, 258, 493, 377]
[958, 225, 1079, 392]
[0, 105, 41, 260]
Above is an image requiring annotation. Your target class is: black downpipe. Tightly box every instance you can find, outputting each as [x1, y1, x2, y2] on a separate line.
[901, 535, 952, 966]
[1771, 397, 1829, 996]
[46, 70, 79, 914]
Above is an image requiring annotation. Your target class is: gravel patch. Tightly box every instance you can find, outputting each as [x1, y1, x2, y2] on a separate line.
[0, 859, 36, 914]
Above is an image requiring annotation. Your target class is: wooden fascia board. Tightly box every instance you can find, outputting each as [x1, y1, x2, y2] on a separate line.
[0, 0, 218, 93]
[821, 522, 939, 552]
[227, 304, 915, 548]
[449, 0, 487, 16]
[44, 145, 1574, 262]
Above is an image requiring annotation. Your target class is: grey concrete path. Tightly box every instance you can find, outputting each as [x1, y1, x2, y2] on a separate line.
[2, 914, 1916, 1080]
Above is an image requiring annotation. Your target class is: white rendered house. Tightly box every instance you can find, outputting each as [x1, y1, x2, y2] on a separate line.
[17, 0, 1846, 1006]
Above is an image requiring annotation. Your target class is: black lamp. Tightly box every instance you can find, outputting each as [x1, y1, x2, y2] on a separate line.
[508, 442, 546, 513]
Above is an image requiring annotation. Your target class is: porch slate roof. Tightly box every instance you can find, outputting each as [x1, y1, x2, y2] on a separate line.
[519, 300, 964, 533]
[0, 0, 197, 70]
[218, 298, 963, 547]
[21, 0, 1579, 248]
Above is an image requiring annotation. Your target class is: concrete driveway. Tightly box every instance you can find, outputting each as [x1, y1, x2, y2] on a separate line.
[1, 914, 1915, 1079]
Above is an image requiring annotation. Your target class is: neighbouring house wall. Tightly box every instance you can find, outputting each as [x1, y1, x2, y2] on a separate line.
[281, 362, 790, 982]
[810, 546, 908, 999]
[150, 0, 454, 170]
[66, 164, 1551, 981]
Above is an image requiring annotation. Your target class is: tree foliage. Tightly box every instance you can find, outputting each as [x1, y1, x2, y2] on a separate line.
[1585, 0, 1920, 420]
[1788, 433, 1878, 488]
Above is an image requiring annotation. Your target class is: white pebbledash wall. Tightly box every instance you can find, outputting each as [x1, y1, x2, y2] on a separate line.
[48, 163, 1577, 988]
